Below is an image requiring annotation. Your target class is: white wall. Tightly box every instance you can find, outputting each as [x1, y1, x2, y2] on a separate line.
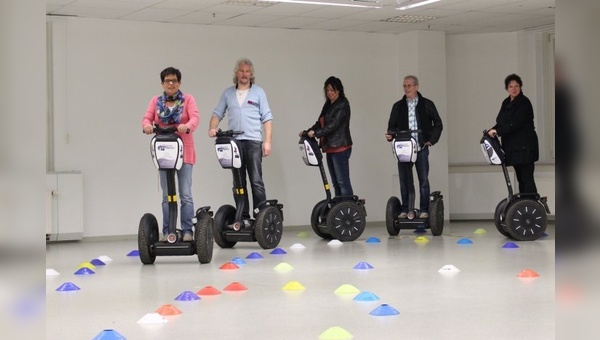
[49, 17, 553, 238]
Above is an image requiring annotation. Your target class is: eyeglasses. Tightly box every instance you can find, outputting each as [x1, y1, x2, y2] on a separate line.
[163, 79, 179, 85]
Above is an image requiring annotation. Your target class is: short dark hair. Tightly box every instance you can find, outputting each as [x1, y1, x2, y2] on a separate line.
[504, 73, 522, 89]
[323, 76, 346, 100]
[160, 67, 181, 83]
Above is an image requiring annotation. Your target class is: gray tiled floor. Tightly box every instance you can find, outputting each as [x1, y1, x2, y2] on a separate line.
[46, 221, 555, 340]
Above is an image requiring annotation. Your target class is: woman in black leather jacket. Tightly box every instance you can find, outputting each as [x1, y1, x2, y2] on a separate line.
[301, 76, 354, 196]
[488, 73, 539, 194]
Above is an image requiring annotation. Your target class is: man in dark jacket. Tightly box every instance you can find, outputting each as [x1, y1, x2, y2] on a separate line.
[386, 75, 443, 218]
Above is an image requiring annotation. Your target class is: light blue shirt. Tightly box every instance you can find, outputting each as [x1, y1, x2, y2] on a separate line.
[407, 96, 420, 150]
[212, 84, 273, 141]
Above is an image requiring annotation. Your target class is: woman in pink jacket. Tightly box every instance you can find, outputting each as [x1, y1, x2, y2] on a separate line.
[142, 67, 199, 242]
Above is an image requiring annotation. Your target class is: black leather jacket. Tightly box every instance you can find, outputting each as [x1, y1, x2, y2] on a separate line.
[309, 97, 353, 150]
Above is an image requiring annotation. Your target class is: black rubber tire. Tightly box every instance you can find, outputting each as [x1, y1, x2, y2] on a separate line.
[195, 213, 214, 263]
[505, 199, 547, 241]
[326, 201, 366, 242]
[138, 213, 158, 265]
[494, 199, 512, 238]
[429, 198, 444, 236]
[213, 205, 237, 248]
[311, 199, 332, 240]
[385, 197, 401, 236]
[254, 206, 284, 249]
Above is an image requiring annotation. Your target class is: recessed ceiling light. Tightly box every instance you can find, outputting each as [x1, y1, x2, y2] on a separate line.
[381, 14, 437, 23]
[225, 0, 274, 6]
[258, 0, 382, 9]
[396, 0, 440, 11]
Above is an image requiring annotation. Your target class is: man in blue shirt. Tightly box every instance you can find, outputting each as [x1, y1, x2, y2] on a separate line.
[209, 58, 273, 222]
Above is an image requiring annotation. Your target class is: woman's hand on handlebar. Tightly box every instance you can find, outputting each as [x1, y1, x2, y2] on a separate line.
[143, 125, 154, 134]
[177, 124, 190, 134]
[487, 129, 498, 137]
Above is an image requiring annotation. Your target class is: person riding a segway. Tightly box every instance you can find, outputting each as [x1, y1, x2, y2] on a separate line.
[139, 67, 213, 264]
[384, 75, 444, 236]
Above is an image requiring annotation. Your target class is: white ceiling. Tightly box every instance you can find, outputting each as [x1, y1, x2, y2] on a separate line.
[46, 0, 555, 35]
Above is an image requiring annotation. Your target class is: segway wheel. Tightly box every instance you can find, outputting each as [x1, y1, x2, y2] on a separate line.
[195, 213, 214, 263]
[326, 201, 366, 242]
[505, 199, 547, 241]
[254, 206, 284, 249]
[494, 199, 512, 238]
[311, 199, 332, 240]
[138, 213, 158, 265]
[429, 198, 444, 236]
[213, 205, 237, 248]
[385, 197, 401, 236]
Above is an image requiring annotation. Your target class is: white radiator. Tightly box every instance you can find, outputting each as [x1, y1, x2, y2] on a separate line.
[46, 172, 83, 241]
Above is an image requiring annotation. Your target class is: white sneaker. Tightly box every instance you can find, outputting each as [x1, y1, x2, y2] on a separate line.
[183, 232, 193, 242]
[419, 212, 429, 219]
[398, 212, 408, 219]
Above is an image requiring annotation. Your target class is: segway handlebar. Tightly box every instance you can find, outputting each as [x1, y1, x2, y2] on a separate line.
[215, 129, 244, 137]
[149, 124, 190, 134]
[387, 129, 421, 138]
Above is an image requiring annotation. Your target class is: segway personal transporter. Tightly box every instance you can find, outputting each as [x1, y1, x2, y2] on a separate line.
[385, 130, 444, 236]
[480, 131, 550, 241]
[138, 125, 214, 265]
[212, 129, 284, 249]
[299, 134, 366, 241]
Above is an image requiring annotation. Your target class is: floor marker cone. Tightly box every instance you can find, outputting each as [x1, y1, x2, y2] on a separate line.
[370, 303, 400, 316]
[46, 268, 60, 276]
[92, 329, 127, 340]
[197, 286, 222, 296]
[353, 291, 380, 302]
[365, 237, 381, 243]
[334, 284, 360, 295]
[502, 242, 519, 248]
[282, 281, 306, 291]
[137, 313, 168, 324]
[457, 238, 473, 245]
[438, 264, 460, 273]
[246, 252, 264, 259]
[77, 262, 96, 270]
[474, 228, 487, 234]
[353, 262, 374, 270]
[175, 290, 201, 301]
[231, 257, 247, 265]
[126, 250, 139, 256]
[414, 236, 429, 244]
[273, 262, 294, 273]
[219, 262, 240, 270]
[90, 259, 106, 266]
[155, 304, 182, 316]
[290, 243, 306, 249]
[517, 269, 540, 278]
[270, 247, 287, 255]
[318, 326, 353, 340]
[328, 239, 343, 246]
[296, 231, 311, 238]
[97, 255, 113, 262]
[74, 267, 95, 275]
[56, 282, 80, 291]
[224, 281, 248, 291]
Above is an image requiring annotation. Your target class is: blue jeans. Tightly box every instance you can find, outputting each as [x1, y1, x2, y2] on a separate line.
[234, 140, 267, 218]
[326, 148, 354, 197]
[397, 147, 430, 213]
[160, 163, 194, 234]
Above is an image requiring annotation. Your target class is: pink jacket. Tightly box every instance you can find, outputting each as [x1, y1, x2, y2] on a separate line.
[142, 93, 199, 164]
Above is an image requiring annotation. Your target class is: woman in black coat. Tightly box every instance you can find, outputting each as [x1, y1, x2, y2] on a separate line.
[488, 73, 539, 194]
